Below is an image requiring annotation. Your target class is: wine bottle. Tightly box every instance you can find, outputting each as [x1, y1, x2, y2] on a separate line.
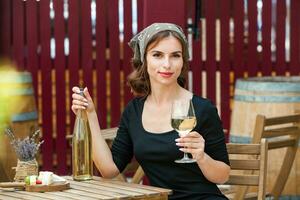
[72, 88, 93, 181]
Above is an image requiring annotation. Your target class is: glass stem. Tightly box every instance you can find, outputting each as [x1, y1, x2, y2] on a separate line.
[183, 152, 189, 160]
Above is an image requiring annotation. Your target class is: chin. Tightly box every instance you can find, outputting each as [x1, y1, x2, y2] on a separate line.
[159, 79, 177, 86]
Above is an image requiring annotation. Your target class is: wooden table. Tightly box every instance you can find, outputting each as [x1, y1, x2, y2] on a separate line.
[0, 176, 171, 200]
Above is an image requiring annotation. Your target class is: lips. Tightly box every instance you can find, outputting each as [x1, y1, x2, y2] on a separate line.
[158, 72, 174, 78]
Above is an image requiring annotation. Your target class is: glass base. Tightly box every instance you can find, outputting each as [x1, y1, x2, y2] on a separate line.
[73, 174, 93, 181]
[175, 158, 197, 163]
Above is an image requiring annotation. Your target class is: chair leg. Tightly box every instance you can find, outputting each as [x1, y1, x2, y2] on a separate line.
[131, 166, 144, 184]
[115, 173, 126, 182]
[271, 146, 298, 199]
[233, 186, 248, 200]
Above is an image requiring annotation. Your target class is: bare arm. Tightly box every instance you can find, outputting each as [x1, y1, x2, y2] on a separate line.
[72, 87, 119, 178]
[196, 152, 230, 184]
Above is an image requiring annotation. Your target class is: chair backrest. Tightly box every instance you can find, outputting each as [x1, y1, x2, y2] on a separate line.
[251, 114, 300, 199]
[225, 138, 268, 200]
[233, 114, 300, 200]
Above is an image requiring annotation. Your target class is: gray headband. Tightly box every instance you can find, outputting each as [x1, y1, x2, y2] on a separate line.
[128, 23, 189, 63]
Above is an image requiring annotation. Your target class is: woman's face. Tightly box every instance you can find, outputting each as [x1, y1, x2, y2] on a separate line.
[145, 35, 183, 87]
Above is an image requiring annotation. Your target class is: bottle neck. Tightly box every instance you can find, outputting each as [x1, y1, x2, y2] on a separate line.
[76, 88, 87, 120]
[76, 109, 87, 120]
[76, 109, 82, 118]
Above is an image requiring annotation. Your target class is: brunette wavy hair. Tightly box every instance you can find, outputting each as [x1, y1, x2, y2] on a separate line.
[127, 30, 189, 96]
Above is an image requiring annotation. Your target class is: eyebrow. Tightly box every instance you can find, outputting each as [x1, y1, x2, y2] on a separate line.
[149, 50, 182, 54]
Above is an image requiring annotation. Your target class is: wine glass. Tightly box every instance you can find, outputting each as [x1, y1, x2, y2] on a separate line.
[171, 99, 197, 163]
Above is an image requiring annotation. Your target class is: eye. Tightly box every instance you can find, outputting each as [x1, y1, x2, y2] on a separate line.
[172, 53, 182, 58]
[152, 53, 162, 58]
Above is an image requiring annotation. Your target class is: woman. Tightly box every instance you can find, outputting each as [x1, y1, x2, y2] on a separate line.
[72, 23, 230, 199]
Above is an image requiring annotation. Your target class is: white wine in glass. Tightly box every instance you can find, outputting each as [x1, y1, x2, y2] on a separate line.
[171, 99, 197, 163]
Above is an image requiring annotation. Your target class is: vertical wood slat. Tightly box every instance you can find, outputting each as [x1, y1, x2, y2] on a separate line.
[186, 0, 195, 20]
[275, 0, 286, 75]
[289, 0, 300, 75]
[137, 0, 144, 32]
[53, 0, 67, 175]
[247, 0, 258, 76]
[186, 0, 203, 96]
[123, 0, 133, 105]
[26, 0, 39, 100]
[191, 20, 202, 96]
[261, 0, 272, 76]
[95, 0, 108, 128]
[68, 0, 80, 131]
[81, 0, 93, 92]
[204, 0, 216, 102]
[108, 0, 121, 127]
[233, 0, 244, 79]
[142, 0, 186, 28]
[220, 0, 230, 135]
[39, 0, 53, 171]
[12, 0, 25, 69]
[0, 0, 11, 58]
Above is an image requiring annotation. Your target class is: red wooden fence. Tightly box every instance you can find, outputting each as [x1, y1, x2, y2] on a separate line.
[0, 0, 300, 176]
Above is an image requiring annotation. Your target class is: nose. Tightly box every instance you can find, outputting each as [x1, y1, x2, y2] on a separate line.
[162, 56, 171, 69]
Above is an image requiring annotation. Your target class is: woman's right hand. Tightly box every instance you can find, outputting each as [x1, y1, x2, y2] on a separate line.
[71, 87, 95, 115]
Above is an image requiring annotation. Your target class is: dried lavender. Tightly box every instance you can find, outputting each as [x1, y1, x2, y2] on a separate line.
[4, 128, 44, 162]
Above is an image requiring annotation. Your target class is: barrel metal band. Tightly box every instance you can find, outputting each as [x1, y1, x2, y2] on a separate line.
[235, 77, 300, 92]
[11, 111, 38, 122]
[1, 88, 34, 96]
[234, 95, 300, 102]
[0, 72, 32, 83]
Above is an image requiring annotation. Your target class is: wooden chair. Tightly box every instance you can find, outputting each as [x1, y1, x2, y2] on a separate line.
[221, 138, 268, 200]
[232, 113, 300, 200]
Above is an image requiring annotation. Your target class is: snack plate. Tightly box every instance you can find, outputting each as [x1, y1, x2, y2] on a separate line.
[25, 181, 70, 192]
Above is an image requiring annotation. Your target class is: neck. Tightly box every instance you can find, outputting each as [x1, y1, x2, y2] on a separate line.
[148, 83, 181, 105]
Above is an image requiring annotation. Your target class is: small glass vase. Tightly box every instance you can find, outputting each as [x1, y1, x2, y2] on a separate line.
[14, 159, 38, 182]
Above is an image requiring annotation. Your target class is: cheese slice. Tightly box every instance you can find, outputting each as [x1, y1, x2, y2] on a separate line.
[38, 171, 53, 185]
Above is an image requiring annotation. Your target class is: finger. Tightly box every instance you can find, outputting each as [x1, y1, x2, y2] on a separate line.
[179, 146, 204, 153]
[72, 93, 88, 102]
[176, 142, 204, 149]
[72, 99, 88, 107]
[179, 148, 192, 153]
[184, 131, 202, 138]
[71, 107, 77, 115]
[72, 86, 81, 93]
[83, 87, 93, 101]
[176, 136, 204, 143]
[72, 105, 86, 110]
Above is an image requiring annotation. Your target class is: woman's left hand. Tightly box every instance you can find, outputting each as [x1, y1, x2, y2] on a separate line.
[175, 131, 205, 162]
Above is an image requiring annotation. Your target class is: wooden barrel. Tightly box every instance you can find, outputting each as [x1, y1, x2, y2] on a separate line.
[0, 71, 38, 182]
[230, 76, 300, 198]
